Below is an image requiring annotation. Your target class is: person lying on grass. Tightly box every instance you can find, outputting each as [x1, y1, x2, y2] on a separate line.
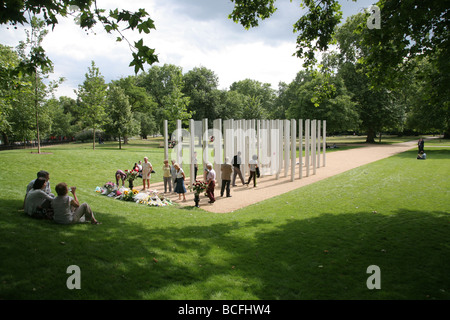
[53, 183, 100, 225]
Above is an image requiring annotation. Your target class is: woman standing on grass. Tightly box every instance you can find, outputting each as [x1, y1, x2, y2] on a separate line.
[142, 157, 153, 191]
[52, 183, 100, 225]
[174, 163, 186, 202]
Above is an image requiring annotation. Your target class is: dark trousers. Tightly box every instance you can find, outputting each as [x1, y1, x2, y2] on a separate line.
[207, 181, 215, 203]
[232, 167, 245, 186]
[221, 180, 231, 197]
[247, 171, 256, 187]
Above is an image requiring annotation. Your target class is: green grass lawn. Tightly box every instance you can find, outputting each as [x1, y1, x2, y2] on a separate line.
[0, 139, 449, 300]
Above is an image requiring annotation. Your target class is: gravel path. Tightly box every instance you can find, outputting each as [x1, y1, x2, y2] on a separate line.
[137, 140, 418, 213]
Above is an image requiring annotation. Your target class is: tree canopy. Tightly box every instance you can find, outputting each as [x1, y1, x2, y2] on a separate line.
[0, 0, 158, 74]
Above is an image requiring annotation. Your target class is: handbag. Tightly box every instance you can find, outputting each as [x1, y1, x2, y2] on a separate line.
[256, 166, 260, 178]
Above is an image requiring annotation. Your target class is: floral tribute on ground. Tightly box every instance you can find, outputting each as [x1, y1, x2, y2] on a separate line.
[95, 182, 173, 207]
[189, 180, 208, 207]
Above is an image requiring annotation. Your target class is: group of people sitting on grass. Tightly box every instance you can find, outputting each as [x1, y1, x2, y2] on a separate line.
[23, 170, 100, 225]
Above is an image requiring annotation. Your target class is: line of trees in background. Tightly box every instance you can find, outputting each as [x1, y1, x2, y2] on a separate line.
[1, 13, 448, 149]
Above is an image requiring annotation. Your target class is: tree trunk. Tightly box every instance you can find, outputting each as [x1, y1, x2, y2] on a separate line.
[119, 133, 122, 149]
[1, 132, 9, 145]
[366, 128, 376, 143]
[93, 128, 96, 150]
[444, 127, 450, 139]
[35, 71, 41, 154]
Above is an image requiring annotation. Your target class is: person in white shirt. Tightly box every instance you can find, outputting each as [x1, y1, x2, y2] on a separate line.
[246, 155, 258, 187]
[206, 163, 216, 204]
[142, 156, 153, 191]
[52, 182, 100, 225]
[173, 163, 187, 202]
[23, 170, 53, 209]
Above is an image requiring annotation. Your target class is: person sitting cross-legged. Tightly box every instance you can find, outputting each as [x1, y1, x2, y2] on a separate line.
[53, 183, 100, 225]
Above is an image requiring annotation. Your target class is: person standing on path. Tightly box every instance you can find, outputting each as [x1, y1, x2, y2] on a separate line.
[246, 155, 258, 187]
[220, 157, 233, 197]
[193, 152, 199, 181]
[206, 163, 216, 203]
[232, 151, 245, 186]
[142, 157, 153, 191]
[162, 159, 172, 193]
[174, 163, 187, 202]
[418, 138, 425, 153]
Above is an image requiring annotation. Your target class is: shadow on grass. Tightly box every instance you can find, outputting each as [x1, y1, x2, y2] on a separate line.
[1, 200, 449, 300]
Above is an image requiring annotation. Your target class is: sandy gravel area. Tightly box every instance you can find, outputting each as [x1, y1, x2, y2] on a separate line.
[136, 140, 418, 213]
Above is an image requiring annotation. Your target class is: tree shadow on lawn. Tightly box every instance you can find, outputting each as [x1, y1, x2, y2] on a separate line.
[1, 202, 449, 300]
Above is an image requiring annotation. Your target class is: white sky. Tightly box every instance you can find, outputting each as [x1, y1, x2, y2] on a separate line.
[0, 0, 375, 98]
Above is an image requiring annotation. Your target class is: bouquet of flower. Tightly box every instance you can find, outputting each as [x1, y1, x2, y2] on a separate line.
[122, 188, 139, 201]
[189, 180, 208, 195]
[125, 169, 139, 182]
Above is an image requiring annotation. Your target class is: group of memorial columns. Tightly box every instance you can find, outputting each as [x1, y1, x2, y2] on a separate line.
[164, 119, 326, 188]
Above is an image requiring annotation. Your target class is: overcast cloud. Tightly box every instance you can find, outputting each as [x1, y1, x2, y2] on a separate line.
[0, 0, 374, 98]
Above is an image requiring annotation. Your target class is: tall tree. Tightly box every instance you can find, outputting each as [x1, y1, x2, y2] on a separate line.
[215, 90, 245, 120]
[360, 0, 449, 89]
[229, 79, 276, 119]
[76, 60, 107, 150]
[283, 70, 359, 133]
[405, 56, 450, 137]
[105, 85, 137, 149]
[229, 0, 343, 67]
[16, 17, 63, 152]
[182, 66, 220, 121]
[46, 98, 74, 139]
[0, 44, 22, 145]
[332, 13, 406, 142]
[112, 76, 158, 139]
[137, 64, 192, 133]
[161, 86, 193, 134]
